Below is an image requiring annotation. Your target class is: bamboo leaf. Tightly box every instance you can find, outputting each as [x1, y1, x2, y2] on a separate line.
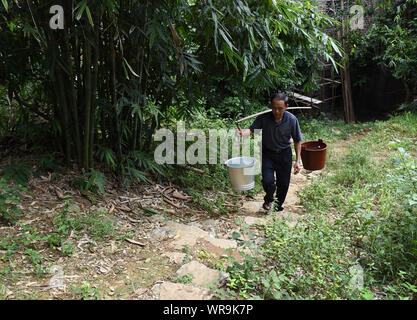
[219, 28, 236, 51]
[123, 57, 140, 78]
[243, 55, 249, 81]
[2, 0, 8, 11]
[212, 11, 219, 50]
[85, 6, 94, 27]
[76, 0, 87, 21]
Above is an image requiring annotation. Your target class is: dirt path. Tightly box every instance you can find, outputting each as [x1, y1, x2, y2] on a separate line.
[0, 135, 361, 300]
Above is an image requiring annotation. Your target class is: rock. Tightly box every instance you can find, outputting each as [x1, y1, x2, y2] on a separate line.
[244, 216, 267, 226]
[149, 282, 212, 300]
[164, 221, 210, 250]
[199, 235, 237, 250]
[151, 226, 176, 241]
[175, 261, 226, 287]
[241, 201, 263, 213]
[163, 252, 187, 264]
[196, 238, 244, 263]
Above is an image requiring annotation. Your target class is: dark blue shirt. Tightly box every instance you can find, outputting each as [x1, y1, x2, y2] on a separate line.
[249, 111, 303, 151]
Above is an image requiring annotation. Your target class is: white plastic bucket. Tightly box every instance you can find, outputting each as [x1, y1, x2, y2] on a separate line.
[225, 157, 256, 191]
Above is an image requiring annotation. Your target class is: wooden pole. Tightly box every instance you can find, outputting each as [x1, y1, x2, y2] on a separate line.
[235, 107, 312, 123]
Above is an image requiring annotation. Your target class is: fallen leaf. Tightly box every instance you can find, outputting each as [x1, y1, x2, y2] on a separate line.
[56, 190, 64, 199]
[163, 196, 181, 209]
[116, 205, 132, 212]
[108, 204, 115, 214]
[126, 216, 140, 224]
[172, 190, 191, 200]
[36, 186, 47, 193]
[125, 238, 146, 247]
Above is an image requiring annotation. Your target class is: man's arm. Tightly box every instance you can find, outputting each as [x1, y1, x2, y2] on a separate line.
[294, 141, 301, 162]
[293, 141, 302, 175]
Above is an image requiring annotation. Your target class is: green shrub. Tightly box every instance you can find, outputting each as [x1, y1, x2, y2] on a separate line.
[0, 178, 22, 224]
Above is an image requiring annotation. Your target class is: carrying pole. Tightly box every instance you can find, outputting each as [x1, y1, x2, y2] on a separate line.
[235, 107, 311, 123]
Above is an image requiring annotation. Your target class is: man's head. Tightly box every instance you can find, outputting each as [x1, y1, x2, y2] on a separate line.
[269, 92, 289, 121]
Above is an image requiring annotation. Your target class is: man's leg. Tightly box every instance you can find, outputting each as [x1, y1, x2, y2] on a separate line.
[261, 155, 276, 204]
[275, 148, 292, 208]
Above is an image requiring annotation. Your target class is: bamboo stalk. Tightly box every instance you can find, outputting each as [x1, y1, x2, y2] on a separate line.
[83, 33, 92, 169]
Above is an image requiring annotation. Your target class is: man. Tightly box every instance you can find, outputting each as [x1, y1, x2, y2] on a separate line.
[237, 92, 302, 211]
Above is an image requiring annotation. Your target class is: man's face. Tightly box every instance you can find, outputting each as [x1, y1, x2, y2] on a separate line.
[271, 99, 288, 121]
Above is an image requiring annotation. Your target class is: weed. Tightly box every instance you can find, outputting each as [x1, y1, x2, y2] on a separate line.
[181, 245, 192, 264]
[71, 169, 107, 195]
[71, 281, 100, 300]
[0, 162, 30, 186]
[172, 273, 194, 284]
[80, 209, 114, 241]
[0, 178, 23, 224]
[220, 112, 417, 300]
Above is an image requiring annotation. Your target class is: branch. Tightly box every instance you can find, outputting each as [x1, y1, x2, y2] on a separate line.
[13, 94, 51, 121]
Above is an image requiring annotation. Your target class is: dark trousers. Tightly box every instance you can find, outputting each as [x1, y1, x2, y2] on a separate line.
[261, 147, 292, 206]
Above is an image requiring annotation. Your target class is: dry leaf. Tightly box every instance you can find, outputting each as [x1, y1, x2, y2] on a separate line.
[108, 204, 115, 214]
[55, 190, 64, 199]
[172, 190, 191, 200]
[125, 238, 146, 247]
[116, 205, 131, 212]
[163, 197, 181, 209]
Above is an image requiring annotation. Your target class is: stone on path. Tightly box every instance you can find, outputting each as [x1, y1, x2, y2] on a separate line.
[244, 216, 267, 226]
[194, 238, 243, 263]
[164, 221, 211, 250]
[163, 252, 186, 264]
[176, 260, 228, 287]
[199, 235, 237, 250]
[149, 282, 212, 300]
[241, 201, 264, 214]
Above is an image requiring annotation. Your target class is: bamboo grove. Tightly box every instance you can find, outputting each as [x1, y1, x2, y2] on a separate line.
[0, 0, 343, 179]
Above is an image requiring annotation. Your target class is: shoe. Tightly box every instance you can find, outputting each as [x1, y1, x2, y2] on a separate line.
[262, 202, 273, 211]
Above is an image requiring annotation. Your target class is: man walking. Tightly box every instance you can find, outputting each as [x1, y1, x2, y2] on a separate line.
[237, 92, 302, 211]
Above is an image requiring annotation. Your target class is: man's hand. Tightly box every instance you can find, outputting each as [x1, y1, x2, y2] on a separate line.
[293, 161, 301, 175]
[236, 126, 243, 137]
[236, 127, 251, 137]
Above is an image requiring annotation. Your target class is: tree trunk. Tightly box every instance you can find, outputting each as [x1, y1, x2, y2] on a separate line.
[340, 0, 356, 123]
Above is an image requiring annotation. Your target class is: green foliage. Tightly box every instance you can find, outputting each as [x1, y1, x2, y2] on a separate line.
[52, 201, 82, 238]
[0, 162, 30, 186]
[0, 0, 342, 175]
[221, 112, 417, 300]
[80, 209, 115, 241]
[53, 202, 114, 241]
[299, 115, 368, 142]
[348, 0, 417, 103]
[37, 154, 59, 173]
[71, 170, 107, 195]
[0, 178, 22, 224]
[96, 147, 116, 170]
[71, 281, 99, 300]
[172, 274, 194, 284]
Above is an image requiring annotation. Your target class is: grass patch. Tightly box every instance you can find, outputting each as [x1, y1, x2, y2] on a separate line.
[220, 111, 417, 300]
